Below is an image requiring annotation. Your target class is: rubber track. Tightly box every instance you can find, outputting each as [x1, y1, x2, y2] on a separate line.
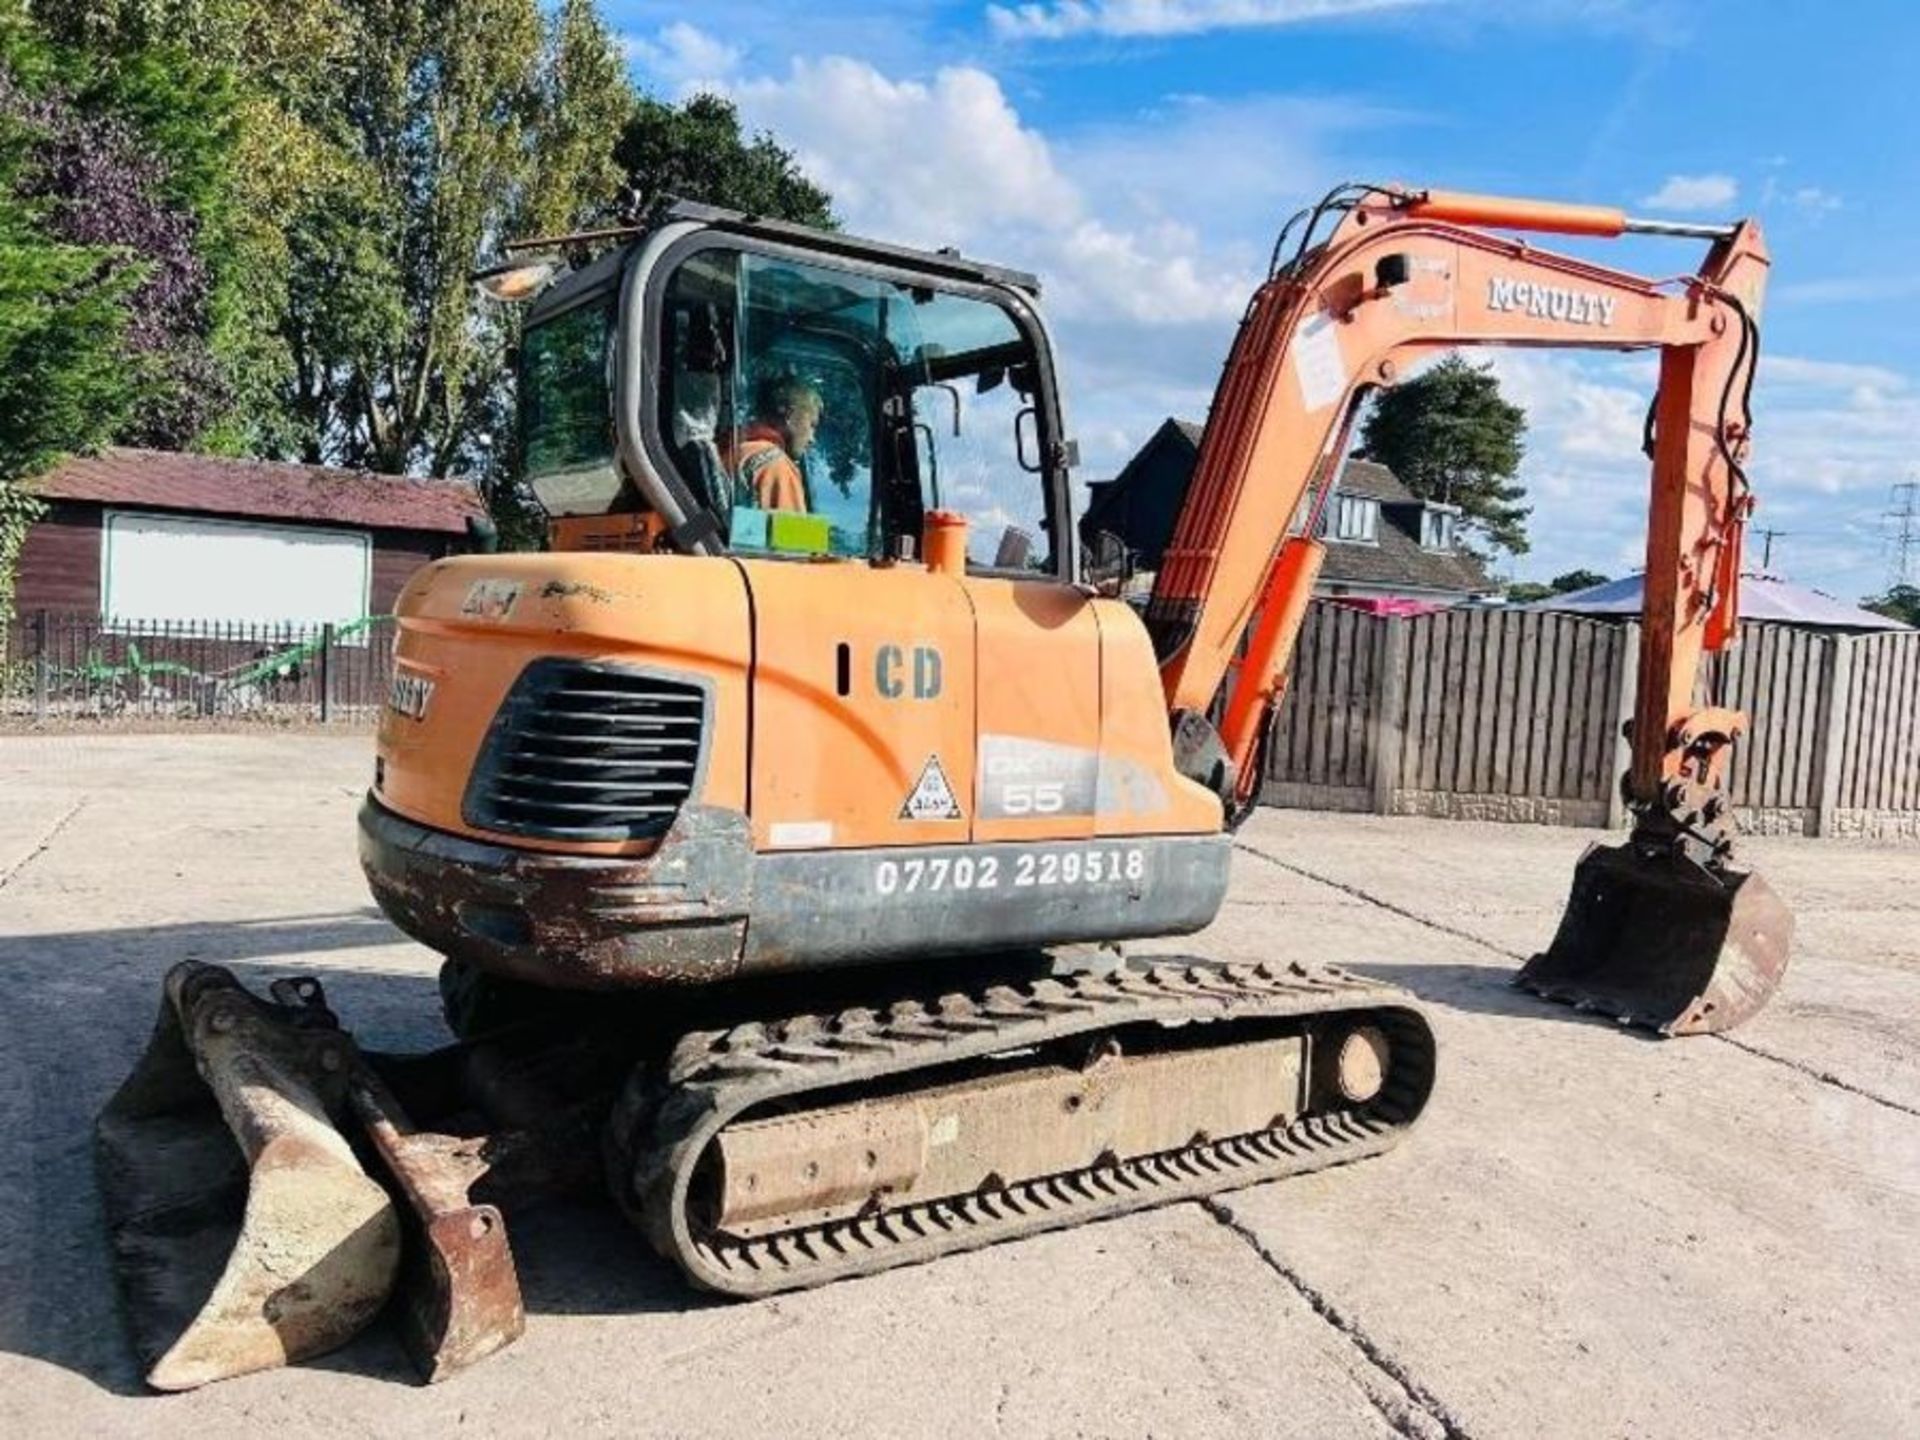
[607, 961, 1436, 1296]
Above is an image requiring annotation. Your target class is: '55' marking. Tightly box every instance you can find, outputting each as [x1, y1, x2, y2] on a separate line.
[997, 780, 1065, 815]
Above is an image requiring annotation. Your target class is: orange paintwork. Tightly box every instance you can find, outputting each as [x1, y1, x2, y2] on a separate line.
[740, 557, 976, 851]
[969, 577, 1100, 844]
[923, 510, 969, 576]
[1092, 599, 1224, 838]
[1401, 188, 1627, 237]
[1151, 191, 1768, 811]
[546, 512, 665, 553]
[376, 552, 751, 856]
[377, 546, 1222, 860]
[1218, 537, 1324, 785]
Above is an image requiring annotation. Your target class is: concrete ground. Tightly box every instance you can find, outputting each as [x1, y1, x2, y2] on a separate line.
[2, 733, 1916, 1439]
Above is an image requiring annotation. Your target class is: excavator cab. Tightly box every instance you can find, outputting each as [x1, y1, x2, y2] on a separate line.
[530, 203, 1072, 576]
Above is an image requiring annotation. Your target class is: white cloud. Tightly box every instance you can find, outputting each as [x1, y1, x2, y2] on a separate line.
[987, 0, 1424, 39]
[1759, 173, 1843, 217]
[1788, 185, 1842, 215]
[722, 58, 1340, 328]
[1057, 93, 1405, 239]
[1464, 347, 1915, 601]
[622, 22, 741, 91]
[1639, 173, 1738, 212]
[1774, 275, 1920, 306]
[731, 61, 1062, 247]
[1763, 356, 1904, 392]
[1478, 351, 1647, 466]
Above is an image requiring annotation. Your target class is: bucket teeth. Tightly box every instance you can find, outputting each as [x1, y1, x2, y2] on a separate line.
[1519, 842, 1793, 1036]
[96, 964, 402, 1391]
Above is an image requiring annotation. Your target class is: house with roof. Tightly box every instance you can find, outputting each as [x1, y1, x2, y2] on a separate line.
[1081, 418, 1498, 605]
[1314, 457, 1498, 604]
[13, 448, 487, 627]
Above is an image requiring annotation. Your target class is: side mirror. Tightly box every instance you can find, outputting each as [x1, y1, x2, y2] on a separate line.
[1085, 529, 1133, 595]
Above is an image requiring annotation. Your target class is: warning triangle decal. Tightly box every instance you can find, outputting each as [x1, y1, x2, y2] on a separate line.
[900, 754, 964, 821]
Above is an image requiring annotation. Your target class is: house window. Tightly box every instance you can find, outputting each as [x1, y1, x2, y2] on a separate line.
[1422, 507, 1457, 551]
[1328, 494, 1378, 544]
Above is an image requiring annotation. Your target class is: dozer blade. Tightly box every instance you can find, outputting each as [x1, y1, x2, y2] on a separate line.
[95, 963, 401, 1391]
[1518, 841, 1793, 1036]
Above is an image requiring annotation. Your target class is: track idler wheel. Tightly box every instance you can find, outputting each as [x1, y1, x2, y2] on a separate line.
[95, 963, 401, 1390]
[1518, 841, 1792, 1035]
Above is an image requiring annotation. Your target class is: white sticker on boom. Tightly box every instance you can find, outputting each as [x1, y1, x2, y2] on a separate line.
[1292, 309, 1347, 412]
[900, 755, 963, 821]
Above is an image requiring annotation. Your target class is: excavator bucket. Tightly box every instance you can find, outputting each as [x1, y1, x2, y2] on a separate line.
[1518, 841, 1793, 1035]
[95, 963, 401, 1390]
[343, 1066, 526, 1382]
[97, 964, 550, 1389]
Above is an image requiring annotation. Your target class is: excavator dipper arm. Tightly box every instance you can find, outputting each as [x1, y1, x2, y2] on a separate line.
[1148, 186, 1788, 1033]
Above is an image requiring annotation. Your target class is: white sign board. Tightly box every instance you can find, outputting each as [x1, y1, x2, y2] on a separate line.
[103, 511, 372, 630]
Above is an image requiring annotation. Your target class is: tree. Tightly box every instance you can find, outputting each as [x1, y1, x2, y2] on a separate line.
[615, 93, 834, 228]
[274, 0, 650, 480]
[518, 0, 633, 240]
[19, 0, 839, 547]
[1862, 585, 1920, 627]
[0, 5, 193, 627]
[1358, 354, 1530, 559]
[27, 59, 237, 448]
[28, 0, 354, 457]
[1506, 568, 1610, 604]
[33, 0, 632, 478]
[4, 7, 259, 452]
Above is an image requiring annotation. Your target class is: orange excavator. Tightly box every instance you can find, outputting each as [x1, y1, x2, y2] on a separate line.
[95, 184, 1789, 1391]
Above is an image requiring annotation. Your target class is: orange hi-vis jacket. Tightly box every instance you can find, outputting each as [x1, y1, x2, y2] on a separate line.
[725, 424, 808, 512]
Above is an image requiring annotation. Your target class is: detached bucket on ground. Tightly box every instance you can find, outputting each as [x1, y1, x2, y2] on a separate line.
[94, 964, 400, 1391]
[1518, 841, 1793, 1036]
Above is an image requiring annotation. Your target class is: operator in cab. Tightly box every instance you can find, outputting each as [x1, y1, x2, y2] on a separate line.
[727, 374, 821, 512]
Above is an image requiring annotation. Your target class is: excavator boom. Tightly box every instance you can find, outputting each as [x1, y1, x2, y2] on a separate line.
[1145, 183, 1787, 1032]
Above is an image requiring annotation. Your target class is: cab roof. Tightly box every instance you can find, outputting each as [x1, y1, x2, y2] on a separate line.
[524, 199, 1042, 326]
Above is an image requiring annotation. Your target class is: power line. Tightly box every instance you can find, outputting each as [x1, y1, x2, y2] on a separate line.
[1753, 526, 1789, 571]
[1887, 480, 1920, 590]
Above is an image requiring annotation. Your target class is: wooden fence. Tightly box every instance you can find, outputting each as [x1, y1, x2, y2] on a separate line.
[1, 611, 396, 724]
[1264, 602, 1920, 840]
[7, 601, 1915, 838]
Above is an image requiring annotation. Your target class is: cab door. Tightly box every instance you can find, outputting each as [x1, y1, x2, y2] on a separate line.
[743, 560, 975, 852]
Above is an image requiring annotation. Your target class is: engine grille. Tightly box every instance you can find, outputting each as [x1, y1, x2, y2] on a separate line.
[464, 660, 710, 842]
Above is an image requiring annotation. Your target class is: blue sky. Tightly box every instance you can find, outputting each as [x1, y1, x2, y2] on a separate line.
[607, 0, 1920, 601]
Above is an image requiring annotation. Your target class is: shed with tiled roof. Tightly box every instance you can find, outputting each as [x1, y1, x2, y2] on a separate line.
[15, 448, 486, 626]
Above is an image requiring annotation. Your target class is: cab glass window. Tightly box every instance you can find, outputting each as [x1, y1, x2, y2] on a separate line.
[887, 288, 1054, 573]
[656, 246, 1056, 572]
[658, 250, 880, 559]
[521, 291, 621, 513]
